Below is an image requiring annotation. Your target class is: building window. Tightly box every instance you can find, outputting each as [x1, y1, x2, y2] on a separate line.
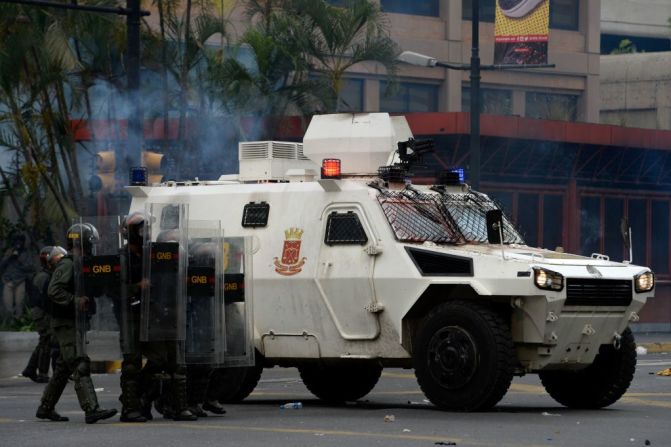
[338, 78, 364, 113]
[525, 92, 578, 121]
[462, 0, 496, 22]
[462, 87, 512, 115]
[651, 201, 670, 274]
[463, 0, 579, 30]
[550, 0, 579, 30]
[381, 0, 439, 17]
[380, 81, 439, 113]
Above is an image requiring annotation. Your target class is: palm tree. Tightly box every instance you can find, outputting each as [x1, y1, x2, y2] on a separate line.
[287, 0, 400, 112]
[206, 14, 321, 140]
[0, 3, 84, 238]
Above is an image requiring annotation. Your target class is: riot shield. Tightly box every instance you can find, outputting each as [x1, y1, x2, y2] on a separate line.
[185, 220, 225, 365]
[73, 216, 125, 360]
[222, 236, 255, 367]
[119, 214, 145, 355]
[141, 203, 188, 342]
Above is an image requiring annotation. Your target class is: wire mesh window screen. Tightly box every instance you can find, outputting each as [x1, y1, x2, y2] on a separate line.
[324, 212, 368, 245]
[241, 202, 270, 228]
[377, 190, 524, 244]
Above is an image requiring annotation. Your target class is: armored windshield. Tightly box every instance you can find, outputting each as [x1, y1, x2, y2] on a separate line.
[377, 189, 524, 245]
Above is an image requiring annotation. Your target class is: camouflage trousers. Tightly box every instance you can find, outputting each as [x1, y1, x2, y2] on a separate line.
[39, 323, 100, 414]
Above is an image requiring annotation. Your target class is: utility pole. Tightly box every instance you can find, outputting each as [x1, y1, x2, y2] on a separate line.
[126, 0, 143, 169]
[469, 0, 481, 190]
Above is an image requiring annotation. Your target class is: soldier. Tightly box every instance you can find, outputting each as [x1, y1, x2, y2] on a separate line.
[22, 246, 54, 383]
[118, 212, 148, 422]
[142, 228, 197, 421]
[185, 241, 226, 417]
[0, 234, 35, 318]
[35, 225, 117, 423]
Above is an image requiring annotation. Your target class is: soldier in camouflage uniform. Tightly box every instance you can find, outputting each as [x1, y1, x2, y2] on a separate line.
[22, 246, 54, 383]
[118, 212, 148, 422]
[36, 225, 117, 424]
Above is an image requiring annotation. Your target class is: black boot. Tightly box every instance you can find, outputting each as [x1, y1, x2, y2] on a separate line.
[120, 373, 146, 422]
[75, 375, 118, 424]
[85, 408, 118, 424]
[172, 376, 197, 421]
[203, 400, 226, 415]
[36, 405, 69, 422]
[37, 361, 69, 421]
[22, 347, 40, 382]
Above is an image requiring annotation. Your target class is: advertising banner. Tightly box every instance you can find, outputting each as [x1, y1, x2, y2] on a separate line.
[494, 0, 550, 65]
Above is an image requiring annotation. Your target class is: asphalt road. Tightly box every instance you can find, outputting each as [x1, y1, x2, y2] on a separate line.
[1, 350, 670, 447]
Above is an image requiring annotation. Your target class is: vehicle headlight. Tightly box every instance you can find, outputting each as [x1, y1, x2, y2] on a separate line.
[634, 271, 655, 293]
[533, 267, 564, 291]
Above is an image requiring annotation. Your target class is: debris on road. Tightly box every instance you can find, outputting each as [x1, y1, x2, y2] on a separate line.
[384, 415, 395, 422]
[434, 442, 456, 446]
[636, 346, 648, 355]
[279, 402, 303, 409]
[541, 411, 561, 416]
[655, 368, 671, 376]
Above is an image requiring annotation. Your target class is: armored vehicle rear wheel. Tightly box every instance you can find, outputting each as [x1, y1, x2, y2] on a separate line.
[539, 328, 636, 409]
[413, 300, 514, 412]
[211, 364, 264, 403]
[299, 363, 382, 403]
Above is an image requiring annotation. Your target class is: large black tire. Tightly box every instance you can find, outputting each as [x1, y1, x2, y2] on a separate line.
[413, 300, 515, 412]
[211, 364, 264, 403]
[299, 363, 382, 403]
[539, 328, 637, 409]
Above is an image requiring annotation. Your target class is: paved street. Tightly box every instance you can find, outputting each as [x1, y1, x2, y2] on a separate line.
[1, 348, 671, 447]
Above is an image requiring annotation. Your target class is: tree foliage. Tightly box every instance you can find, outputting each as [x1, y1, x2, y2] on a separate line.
[0, 0, 399, 244]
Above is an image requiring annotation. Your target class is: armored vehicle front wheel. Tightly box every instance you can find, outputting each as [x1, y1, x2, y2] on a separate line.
[299, 362, 382, 403]
[211, 363, 264, 403]
[539, 328, 636, 409]
[413, 300, 515, 411]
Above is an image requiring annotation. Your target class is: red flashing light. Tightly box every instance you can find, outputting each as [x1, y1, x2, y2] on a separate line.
[321, 159, 341, 179]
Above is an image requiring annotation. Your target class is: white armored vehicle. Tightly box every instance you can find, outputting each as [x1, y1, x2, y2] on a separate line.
[128, 113, 653, 411]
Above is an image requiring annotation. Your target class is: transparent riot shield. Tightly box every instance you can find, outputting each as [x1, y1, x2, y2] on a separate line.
[222, 236, 255, 367]
[119, 214, 145, 355]
[73, 216, 125, 360]
[141, 203, 188, 342]
[185, 220, 226, 365]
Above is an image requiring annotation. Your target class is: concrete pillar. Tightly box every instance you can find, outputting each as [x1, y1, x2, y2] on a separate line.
[512, 90, 525, 117]
[581, 0, 601, 123]
[364, 79, 380, 112]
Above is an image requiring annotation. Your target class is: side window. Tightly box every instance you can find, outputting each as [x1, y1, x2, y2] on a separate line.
[241, 202, 270, 228]
[324, 211, 368, 246]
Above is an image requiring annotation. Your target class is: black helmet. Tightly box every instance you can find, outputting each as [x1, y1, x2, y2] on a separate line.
[47, 246, 67, 265]
[39, 246, 53, 268]
[122, 211, 146, 243]
[66, 222, 99, 251]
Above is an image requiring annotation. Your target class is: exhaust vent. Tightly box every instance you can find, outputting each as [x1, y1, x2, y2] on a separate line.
[238, 141, 317, 182]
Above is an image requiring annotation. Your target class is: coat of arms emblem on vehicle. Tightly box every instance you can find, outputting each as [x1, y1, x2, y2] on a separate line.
[274, 227, 307, 276]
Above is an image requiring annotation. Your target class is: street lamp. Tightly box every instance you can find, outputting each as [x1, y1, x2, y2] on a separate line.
[398, 50, 483, 189]
[398, 12, 552, 191]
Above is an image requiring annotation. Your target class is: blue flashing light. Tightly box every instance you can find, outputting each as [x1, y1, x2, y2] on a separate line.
[451, 168, 465, 184]
[130, 167, 148, 186]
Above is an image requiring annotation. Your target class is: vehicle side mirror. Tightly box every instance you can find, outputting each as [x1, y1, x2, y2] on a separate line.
[486, 210, 504, 245]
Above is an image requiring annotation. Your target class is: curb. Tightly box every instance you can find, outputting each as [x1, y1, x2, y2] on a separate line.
[91, 360, 122, 374]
